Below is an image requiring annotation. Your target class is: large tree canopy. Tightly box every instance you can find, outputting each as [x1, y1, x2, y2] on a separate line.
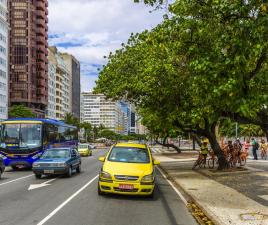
[95, 0, 268, 169]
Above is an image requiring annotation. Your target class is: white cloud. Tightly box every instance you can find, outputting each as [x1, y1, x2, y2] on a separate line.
[48, 0, 165, 91]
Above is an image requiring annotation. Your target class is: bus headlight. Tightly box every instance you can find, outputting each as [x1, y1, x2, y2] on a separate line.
[0, 154, 7, 159]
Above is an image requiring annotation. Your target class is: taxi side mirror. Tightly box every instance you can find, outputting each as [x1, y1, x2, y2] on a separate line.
[153, 160, 160, 165]
[98, 156, 105, 162]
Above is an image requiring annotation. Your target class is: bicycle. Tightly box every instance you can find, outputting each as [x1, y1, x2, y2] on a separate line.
[192, 152, 207, 169]
[207, 151, 218, 169]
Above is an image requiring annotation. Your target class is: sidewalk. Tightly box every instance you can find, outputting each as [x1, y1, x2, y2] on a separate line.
[154, 154, 268, 225]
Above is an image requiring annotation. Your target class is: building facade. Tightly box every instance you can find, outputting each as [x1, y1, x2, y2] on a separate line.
[61, 53, 80, 120]
[47, 61, 56, 119]
[82, 92, 125, 133]
[8, 0, 48, 117]
[48, 47, 71, 120]
[0, 0, 8, 120]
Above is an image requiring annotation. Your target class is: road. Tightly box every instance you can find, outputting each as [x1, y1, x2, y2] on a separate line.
[0, 149, 197, 225]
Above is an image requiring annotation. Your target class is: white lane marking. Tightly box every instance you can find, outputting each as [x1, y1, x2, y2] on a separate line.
[156, 166, 188, 205]
[28, 178, 57, 190]
[0, 174, 34, 187]
[37, 174, 99, 225]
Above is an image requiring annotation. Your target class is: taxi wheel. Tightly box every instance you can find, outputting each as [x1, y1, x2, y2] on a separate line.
[98, 184, 104, 196]
[147, 189, 155, 198]
[35, 174, 42, 179]
[76, 164, 81, 173]
[67, 167, 72, 178]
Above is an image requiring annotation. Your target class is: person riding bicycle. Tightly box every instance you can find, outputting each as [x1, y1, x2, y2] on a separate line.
[200, 139, 209, 162]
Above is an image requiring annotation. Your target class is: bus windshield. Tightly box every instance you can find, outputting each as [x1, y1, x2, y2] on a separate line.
[0, 123, 42, 149]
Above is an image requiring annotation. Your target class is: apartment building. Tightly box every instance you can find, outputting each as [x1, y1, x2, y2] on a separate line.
[0, 0, 8, 120]
[61, 53, 81, 120]
[82, 92, 125, 133]
[47, 61, 56, 119]
[48, 47, 71, 120]
[8, 0, 48, 117]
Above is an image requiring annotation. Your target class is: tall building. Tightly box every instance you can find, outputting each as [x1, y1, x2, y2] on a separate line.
[82, 92, 125, 133]
[48, 47, 71, 120]
[61, 53, 80, 120]
[8, 0, 48, 117]
[47, 61, 56, 119]
[0, 0, 8, 121]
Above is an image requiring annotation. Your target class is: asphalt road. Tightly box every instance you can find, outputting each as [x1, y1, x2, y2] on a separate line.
[0, 149, 197, 225]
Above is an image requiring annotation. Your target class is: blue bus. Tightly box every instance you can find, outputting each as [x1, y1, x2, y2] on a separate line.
[0, 118, 78, 169]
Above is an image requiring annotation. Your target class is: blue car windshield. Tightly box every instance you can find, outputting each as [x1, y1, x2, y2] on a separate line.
[108, 147, 150, 163]
[41, 149, 70, 159]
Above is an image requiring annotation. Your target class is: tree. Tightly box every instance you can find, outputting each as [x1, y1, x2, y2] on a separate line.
[9, 105, 36, 118]
[80, 122, 92, 142]
[95, 0, 268, 169]
[64, 113, 80, 128]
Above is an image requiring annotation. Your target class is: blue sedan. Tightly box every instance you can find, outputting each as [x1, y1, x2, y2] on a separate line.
[32, 147, 81, 179]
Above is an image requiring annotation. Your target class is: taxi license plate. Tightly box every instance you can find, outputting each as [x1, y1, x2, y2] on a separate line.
[44, 170, 54, 174]
[119, 184, 134, 190]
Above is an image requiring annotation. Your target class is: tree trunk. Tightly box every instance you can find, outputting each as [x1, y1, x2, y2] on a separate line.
[156, 138, 181, 153]
[205, 125, 228, 170]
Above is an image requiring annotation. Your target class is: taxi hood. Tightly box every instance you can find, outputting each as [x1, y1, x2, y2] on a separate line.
[103, 161, 153, 177]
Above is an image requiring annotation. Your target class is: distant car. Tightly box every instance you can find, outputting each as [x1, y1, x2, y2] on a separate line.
[78, 143, 92, 156]
[32, 147, 81, 179]
[0, 157, 5, 179]
[98, 142, 160, 197]
[89, 144, 96, 149]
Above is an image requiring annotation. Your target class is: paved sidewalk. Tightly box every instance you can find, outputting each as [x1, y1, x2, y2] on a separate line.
[154, 154, 268, 225]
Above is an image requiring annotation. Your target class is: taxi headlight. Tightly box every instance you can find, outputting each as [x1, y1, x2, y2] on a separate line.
[100, 171, 112, 180]
[141, 174, 154, 182]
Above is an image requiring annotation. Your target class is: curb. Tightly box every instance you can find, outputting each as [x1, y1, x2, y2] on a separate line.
[159, 165, 226, 225]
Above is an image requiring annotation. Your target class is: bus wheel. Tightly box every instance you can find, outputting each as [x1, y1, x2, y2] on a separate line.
[11, 166, 17, 171]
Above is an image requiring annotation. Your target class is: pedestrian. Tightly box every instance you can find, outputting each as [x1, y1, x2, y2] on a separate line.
[251, 138, 259, 160]
[243, 139, 250, 155]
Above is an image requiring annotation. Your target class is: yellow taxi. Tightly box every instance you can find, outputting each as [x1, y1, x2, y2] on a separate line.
[98, 143, 160, 197]
[78, 143, 92, 157]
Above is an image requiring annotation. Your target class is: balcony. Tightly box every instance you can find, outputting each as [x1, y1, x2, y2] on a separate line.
[36, 18, 46, 28]
[36, 27, 46, 35]
[37, 62, 47, 71]
[37, 45, 46, 54]
[37, 53, 47, 62]
[36, 36, 45, 45]
[37, 79, 46, 87]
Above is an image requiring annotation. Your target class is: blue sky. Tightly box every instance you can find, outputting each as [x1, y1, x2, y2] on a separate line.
[48, 0, 165, 92]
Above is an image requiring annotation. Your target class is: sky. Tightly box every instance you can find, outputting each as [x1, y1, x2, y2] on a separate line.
[48, 0, 165, 92]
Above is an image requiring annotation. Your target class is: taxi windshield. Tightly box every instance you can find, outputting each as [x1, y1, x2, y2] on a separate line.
[0, 123, 42, 149]
[41, 149, 70, 159]
[108, 147, 150, 163]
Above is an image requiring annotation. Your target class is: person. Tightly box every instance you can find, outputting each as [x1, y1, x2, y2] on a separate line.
[234, 138, 242, 150]
[251, 138, 259, 160]
[260, 139, 267, 159]
[200, 139, 209, 163]
[243, 139, 250, 154]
